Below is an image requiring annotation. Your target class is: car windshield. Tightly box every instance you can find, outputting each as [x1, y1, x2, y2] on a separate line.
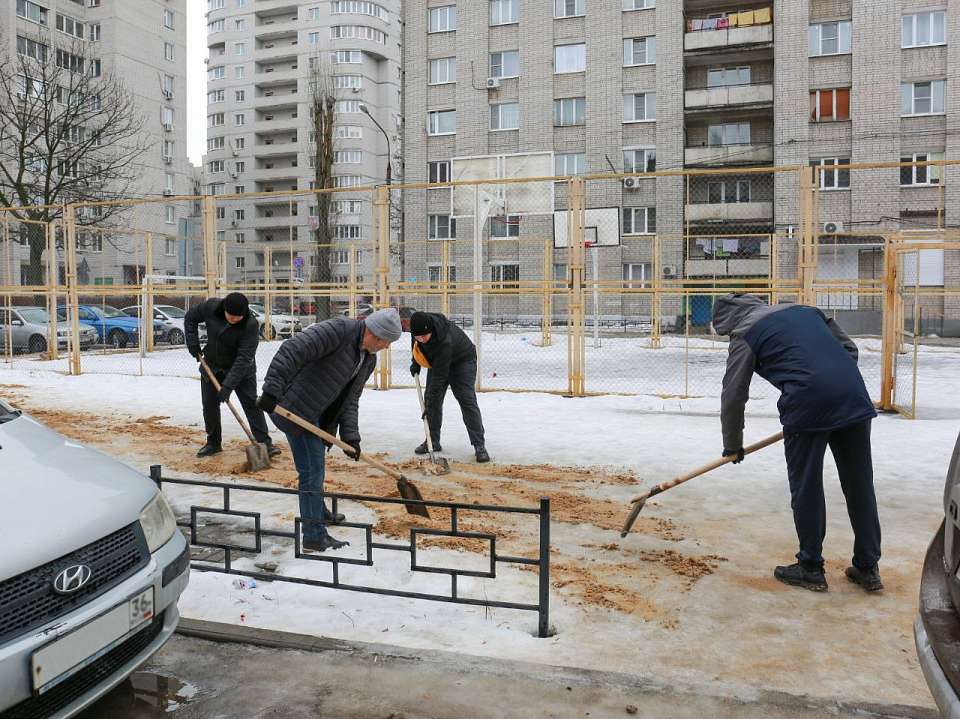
[157, 305, 187, 318]
[99, 306, 127, 318]
[0, 398, 21, 424]
[18, 308, 48, 324]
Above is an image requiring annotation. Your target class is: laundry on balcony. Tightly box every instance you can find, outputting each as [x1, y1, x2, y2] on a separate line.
[686, 7, 772, 31]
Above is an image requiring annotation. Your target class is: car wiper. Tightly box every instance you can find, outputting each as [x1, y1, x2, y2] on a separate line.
[0, 409, 22, 424]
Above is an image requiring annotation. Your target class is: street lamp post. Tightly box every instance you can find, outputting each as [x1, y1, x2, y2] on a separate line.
[359, 103, 392, 185]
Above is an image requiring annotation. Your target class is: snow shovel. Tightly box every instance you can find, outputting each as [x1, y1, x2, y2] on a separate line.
[198, 357, 271, 472]
[414, 375, 450, 475]
[620, 431, 784, 538]
[273, 405, 431, 519]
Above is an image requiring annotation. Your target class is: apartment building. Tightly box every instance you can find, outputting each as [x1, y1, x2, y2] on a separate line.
[4, 0, 192, 286]
[202, 0, 401, 291]
[402, 0, 960, 327]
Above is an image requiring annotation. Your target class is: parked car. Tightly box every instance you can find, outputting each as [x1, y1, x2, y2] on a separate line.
[0, 306, 97, 354]
[57, 305, 164, 349]
[0, 398, 189, 718]
[915, 430, 960, 717]
[120, 304, 205, 346]
[248, 304, 302, 339]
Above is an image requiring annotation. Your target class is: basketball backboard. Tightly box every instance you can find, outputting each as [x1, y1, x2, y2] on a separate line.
[450, 152, 555, 219]
[553, 207, 621, 249]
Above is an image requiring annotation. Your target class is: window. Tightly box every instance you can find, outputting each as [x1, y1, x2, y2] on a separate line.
[208, 113, 225, 127]
[333, 175, 364, 188]
[429, 6, 457, 33]
[235, 256, 246, 269]
[161, 106, 174, 125]
[88, 59, 102, 78]
[623, 0, 654, 9]
[335, 150, 363, 164]
[428, 110, 456, 135]
[429, 161, 451, 183]
[707, 180, 751, 203]
[162, 139, 175, 158]
[332, 1, 388, 20]
[165, 173, 175, 191]
[810, 88, 850, 122]
[235, 89, 245, 102]
[331, 26, 387, 43]
[208, 0, 224, 8]
[235, 65, 245, 79]
[208, 19, 224, 32]
[623, 36, 656, 66]
[555, 152, 585, 176]
[332, 50, 363, 64]
[553, 263, 568, 281]
[56, 14, 84, 39]
[335, 225, 363, 240]
[707, 66, 750, 87]
[334, 75, 363, 89]
[490, 264, 520, 288]
[88, 0, 100, 6]
[16, 0, 48, 24]
[209, 66, 225, 80]
[622, 263, 651, 288]
[901, 153, 944, 186]
[902, 81, 946, 116]
[554, 97, 585, 126]
[624, 93, 656, 122]
[429, 57, 456, 84]
[902, 12, 946, 48]
[335, 100, 361, 113]
[234, 185, 245, 194]
[163, 9, 174, 29]
[164, 42, 174, 61]
[810, 158, 850, 190]
[208, 160, 225, 173]
[89, 23, 101, 41]
[335, 125, 363, 139]
[234, 161, 245, 173]
[489, 51, 520, 79]
[809, 21, 851, 56]
[234, 19, 245, 31]
[428, 215, 456, 239]
[232, 209, 245, 222]
[234, 137, 245, 150]
[623, 148, 656, 173]
[707, 122, 750, 145]
[16, 36, 48, 62]
[428, 265, 457, 286]
[554, 0, 584, 18]
[490, 102, 520, 130]
[234, 42, 245, 56]
[55, 49, 84, 72]
[555, 44, 586, 74]
[162, 74, 174, 96]
[623, 207, 656, 235]
[234, 113, 245, 126]
[207, 137, 224, 151]
[208, 89, 224, 103]
[164, 206, 176, 225]
[491, 215, 521, 238]
[490, 0, 518, 25]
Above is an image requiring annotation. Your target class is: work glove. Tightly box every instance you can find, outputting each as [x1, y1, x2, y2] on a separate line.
[410, 361, 421, 376]
[344, 439, 361, 462]
[217, 386, 233, 404]
[723, 447, 745, 464]
[257, 393, 277, 414]
[187, 344, 202, 360]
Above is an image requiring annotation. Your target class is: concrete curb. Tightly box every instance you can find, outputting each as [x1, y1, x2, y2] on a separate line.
[176, 618, 937, 719]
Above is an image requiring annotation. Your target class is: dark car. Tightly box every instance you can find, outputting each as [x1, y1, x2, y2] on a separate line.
[57, 305, 165, 349]
[915, 431, 960, 717]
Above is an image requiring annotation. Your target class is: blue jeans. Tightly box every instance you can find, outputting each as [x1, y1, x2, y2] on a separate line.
[286, 431, 327, 542]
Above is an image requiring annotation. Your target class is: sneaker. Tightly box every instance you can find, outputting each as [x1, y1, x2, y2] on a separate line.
[845, 565, 883, 592]
[302, 534, 349, 552]
[774, 562, 828, 592]
[266, 444, 281, 458]
[196, 443, 222, 458]
[475, 445, 490, 463]
[415, 440, 442, 455]
[323, 505, 346, 524]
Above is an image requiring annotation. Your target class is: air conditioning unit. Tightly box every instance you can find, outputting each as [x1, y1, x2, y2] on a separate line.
[162, 122, 172, 132]
[232, 149, 240, 157]
[623, 177, 640, 190]
[351, 87, 361, 94]
[662, 265, 678, 279]
[162, 90, 173, 100]
[162, 188, 173, 196]
[486, 77, 501, 89]
[230, 170, 238, 178]
[162, 155, 173, 165]
[823, 221, 844, 235]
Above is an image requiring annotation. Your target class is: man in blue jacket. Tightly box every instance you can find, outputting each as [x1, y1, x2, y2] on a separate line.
[713, 294, 882, 593]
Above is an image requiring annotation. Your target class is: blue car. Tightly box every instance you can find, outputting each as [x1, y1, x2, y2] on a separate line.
[57, 305, 164, 349]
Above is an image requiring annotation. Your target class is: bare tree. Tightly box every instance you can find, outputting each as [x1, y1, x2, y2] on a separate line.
[0, 32, 150, 286]
[308, 56, 337, 321]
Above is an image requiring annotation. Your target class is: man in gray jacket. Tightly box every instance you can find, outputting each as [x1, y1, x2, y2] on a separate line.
[257, 308, 403, 552]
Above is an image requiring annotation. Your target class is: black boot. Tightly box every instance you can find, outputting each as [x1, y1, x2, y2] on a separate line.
[266, 444, 281, 458]
[196, 443, 222, 458]
[303, 534, 350, 552]
[845, 565, 883, 592]
[324, 505, 346, 524]
[475, 445, 490, 463]
[415, 440, 442, 455]
[774, 562, 828, 592]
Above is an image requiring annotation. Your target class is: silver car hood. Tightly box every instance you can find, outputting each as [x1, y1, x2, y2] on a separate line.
[0, 413, 157, 582]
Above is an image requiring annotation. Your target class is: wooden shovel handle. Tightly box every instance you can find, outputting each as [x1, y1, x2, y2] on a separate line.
[199, 357, 257, 445]
[414, 374, 438, 455]
[273, 405, 406, 482]
[629, 431, 784, 504]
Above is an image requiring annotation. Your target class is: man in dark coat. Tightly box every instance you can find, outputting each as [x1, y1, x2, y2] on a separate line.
[713, 293, 882, 593]
[184, 292, 277, 459]
[257, 308, 402, 552]
[407, 311, 488, 463]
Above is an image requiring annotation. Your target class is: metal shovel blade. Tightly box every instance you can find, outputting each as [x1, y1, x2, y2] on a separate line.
[423, 453, 451, 475]
[397, 476, 430, 518]
[245, 442, 271, 472]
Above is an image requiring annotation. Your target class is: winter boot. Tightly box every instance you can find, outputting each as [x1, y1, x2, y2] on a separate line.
[266, 444, 281, 458]
[475, 445, 490, 463]
[324, 505, 346, 524]
[303, 534, 350, 552]
[415, 440, 442, 455]
[196, 443, 222, 458]
[845, 565, 883, 592]
[774, 562, 828, 592]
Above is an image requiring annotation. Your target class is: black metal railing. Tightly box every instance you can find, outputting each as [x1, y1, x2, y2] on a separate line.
[150, 466, 552, 638]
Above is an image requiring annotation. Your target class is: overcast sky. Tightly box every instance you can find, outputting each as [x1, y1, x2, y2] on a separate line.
[186, 0, 206, 167]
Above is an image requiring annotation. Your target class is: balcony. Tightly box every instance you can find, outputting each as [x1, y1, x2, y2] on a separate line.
[255, 18, 300, 38]
[685, 201, 773, 222]
[255, 43, 299, 63]
[684, 144, 773, 166]
[255, 92, 299, 110]
[255, 67, 300, 86]
[254, 117, 300, 134]
[254, 141, 300, 157]
[252, 0, 299, 14]
[685, 83, 773, 110]
[684, 24, 773, 52]
[253, 166, 301, 182]
[685, 257, 771, 277]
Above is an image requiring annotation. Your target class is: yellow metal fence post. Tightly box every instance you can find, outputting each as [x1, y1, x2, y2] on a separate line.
[64, 205, 82, 376]
[374, 184, 392, 390]
[879, 237, 899, 411]
[568, 177, 586, 396]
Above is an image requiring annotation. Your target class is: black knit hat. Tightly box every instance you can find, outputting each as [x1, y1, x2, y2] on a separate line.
[222, 292, 249, 317]
[409, 312, 434, 336]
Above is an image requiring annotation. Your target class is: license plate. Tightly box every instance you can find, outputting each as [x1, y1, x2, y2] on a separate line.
[32, 587, 155, 693]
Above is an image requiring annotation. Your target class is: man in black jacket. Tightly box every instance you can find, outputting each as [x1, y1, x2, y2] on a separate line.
[184, 293, 277, 459]
[257, 308, 403, 552]
[407, 311, 488, 463]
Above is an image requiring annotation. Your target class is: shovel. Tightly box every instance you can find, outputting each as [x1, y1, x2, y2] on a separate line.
[273, 405, 431, 519]
[414, 375, 450, 475]
[620, 431, 784, 537]
[199, 357, 271, 472]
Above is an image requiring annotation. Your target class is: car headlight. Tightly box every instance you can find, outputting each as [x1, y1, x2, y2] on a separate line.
[139, 491, 177, 553]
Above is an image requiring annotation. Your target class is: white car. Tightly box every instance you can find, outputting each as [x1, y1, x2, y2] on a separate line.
[120, 305, 206, 346]
[0, 398, 190, 717]
[248, 304, 302, 339]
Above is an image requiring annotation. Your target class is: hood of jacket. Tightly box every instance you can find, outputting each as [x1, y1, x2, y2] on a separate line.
[711, 293, 767, 335]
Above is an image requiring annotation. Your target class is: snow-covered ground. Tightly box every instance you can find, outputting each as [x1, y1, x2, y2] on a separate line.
[1, 337, 955, 709]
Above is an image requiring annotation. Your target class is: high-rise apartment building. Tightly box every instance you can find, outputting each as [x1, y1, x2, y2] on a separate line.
[203, 0, 401, 288]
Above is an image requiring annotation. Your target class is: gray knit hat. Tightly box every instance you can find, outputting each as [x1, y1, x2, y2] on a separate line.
[364, 307, 402, 342]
